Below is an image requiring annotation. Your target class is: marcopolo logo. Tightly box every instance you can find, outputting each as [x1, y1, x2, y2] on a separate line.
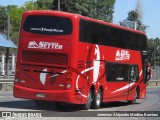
[115, 50, 130, 61]
[28, 41, 63, 50]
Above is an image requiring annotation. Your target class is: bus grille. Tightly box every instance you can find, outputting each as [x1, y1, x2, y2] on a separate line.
[22, 51, 68, 65]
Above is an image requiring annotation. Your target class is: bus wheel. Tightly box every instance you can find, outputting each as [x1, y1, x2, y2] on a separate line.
[92, 89, 102, 109]
[82, 90, 93, 110]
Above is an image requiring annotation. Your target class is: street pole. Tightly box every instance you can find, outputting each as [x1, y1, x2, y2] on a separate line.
[7, 16, 10, 40]
[58, 0, 60, 11]
[134, 21, 137, 30]
[5, 15, 10, 78]
[32, 0, 33, 9]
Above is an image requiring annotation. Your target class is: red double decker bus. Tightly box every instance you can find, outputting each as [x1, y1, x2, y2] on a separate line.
[13, 10, 151, 109]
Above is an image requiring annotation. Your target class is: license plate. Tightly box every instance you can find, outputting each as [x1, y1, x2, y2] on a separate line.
[36, 93, 45, 98]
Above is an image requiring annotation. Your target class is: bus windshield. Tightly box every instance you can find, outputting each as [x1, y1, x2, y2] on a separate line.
[23, 15, 73, 35]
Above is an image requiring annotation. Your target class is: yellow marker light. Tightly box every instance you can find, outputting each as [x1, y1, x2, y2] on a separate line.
[67, 72, 72, 78]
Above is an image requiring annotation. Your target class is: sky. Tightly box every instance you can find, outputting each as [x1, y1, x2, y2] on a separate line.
[113, 0, 160, 39]
[0, 0, 159, 39]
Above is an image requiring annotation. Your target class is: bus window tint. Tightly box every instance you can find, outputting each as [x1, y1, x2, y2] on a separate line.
[91, 22, 101, 44]
[106, 63, 130, 82]
[23, 15, 72, 35]
[79, 19, 147, 52]
[79, 20, 91, 43]
[100, 24, 111, 46]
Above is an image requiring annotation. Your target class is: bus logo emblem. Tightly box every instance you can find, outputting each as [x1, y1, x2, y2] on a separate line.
[28, 41, 38, 48]
[28, 41, 63, 50]
[115, 50, 130, 61]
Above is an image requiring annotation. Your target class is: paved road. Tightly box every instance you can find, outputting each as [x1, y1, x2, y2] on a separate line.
[0, 87, 160, 120]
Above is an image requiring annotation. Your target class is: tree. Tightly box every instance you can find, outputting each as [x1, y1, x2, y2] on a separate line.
[126, 10, 143, 31]
[37, 0, 54, 10]
[24, 0, 54, 10]
[127, 10, 138, 22]
[23, 1, 37, 10]
[8, 6, 24, 44]
[147, 38, 155, 65]
[125, 0, 148, 32]
[147, 38, 160, 66]
[52, 0, 116, 22]
[0, 6, 7, 33]
[8, 7, 24, 32]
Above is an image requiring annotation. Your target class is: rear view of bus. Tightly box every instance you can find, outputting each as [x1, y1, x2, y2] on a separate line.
[14, 10, 152, 110]
[13, 10, 76, 104]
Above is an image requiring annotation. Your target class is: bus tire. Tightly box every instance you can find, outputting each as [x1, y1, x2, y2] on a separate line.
[92, 89, 102, 109]
[82, 90, 93, 110]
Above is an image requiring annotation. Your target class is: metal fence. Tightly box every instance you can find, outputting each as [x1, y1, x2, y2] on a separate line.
[0, 75, 14, 90]
[0, 63, 15, 76]
[151, 66, 160, 80]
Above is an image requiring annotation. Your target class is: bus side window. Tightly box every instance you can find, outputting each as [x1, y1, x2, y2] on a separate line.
[106, 62, 130, 82]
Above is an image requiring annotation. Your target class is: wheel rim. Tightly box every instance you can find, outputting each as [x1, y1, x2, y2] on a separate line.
[96, 90, 102, 106]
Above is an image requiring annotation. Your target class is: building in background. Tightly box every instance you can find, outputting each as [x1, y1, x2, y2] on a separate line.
[0, 33, 17, 76]
[0, 52, 16, 76]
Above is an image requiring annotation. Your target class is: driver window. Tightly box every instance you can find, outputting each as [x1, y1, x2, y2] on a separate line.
[130, 66, 138, 82]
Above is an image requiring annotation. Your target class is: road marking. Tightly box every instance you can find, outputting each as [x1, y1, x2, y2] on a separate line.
[147, 88, 159, 92]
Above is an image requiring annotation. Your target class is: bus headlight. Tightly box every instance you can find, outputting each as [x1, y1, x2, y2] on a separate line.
[67, 72, 72, 77]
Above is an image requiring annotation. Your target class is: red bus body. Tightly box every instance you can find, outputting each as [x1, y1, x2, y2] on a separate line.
[14, 10, 149, 108]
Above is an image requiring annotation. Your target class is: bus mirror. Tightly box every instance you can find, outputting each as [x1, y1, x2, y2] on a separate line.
[146, 65, 152, 81]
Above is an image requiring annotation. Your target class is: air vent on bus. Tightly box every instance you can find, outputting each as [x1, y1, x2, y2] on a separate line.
[77, 61, 85, 69]
[22, 50, 68, 65]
